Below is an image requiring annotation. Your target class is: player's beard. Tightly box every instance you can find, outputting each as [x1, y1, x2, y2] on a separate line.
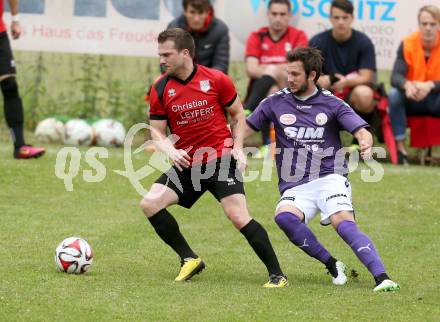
[165, 65, 176, 76]
[165, 61, 185, 77]
[291, 81, 309, 97]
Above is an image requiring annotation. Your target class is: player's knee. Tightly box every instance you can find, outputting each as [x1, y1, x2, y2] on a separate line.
[263, 64, 278, 78]
[275, 205, 304, 221]
[330, 211, 355, 229]
[139, 197, 160, 217]
[353, 84, 373, 95]
[274, 212, 304, 244]
[351, 86, 374, 112]
[225, 207, 251, 228]
[0, 76, 20, 100]
[227, 211, 249, 226]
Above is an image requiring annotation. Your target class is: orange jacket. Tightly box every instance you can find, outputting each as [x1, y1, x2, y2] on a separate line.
[403, 31, 440, 81]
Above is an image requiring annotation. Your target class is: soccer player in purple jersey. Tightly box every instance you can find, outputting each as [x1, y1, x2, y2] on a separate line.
[245, 47, 400, 292]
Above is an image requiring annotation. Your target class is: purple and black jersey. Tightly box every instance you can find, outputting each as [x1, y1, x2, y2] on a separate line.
[246, 87, 368, 193]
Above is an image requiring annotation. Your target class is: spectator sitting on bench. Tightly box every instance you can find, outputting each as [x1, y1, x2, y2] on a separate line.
[244, 0, 307, 158]
[309, 0, 377, 148]
[388, 5, 440, 165]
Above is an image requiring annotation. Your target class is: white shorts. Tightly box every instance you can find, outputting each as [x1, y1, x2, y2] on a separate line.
[276, 174, 353, 225]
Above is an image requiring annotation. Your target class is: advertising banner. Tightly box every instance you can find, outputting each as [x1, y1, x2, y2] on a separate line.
[7, 0, 423, 69]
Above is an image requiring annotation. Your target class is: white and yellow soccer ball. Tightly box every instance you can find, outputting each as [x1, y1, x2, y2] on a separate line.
[55, 237, 93, 274]
[92, 119, 126, 147]
[64, 119, 94, 146]
[34, 117, 65, 143]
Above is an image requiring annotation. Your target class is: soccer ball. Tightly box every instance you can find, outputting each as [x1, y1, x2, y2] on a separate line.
[34, 118, 65, 143]
[55, 237, 93, 274]
[92, 119, 126, 147]
[64, 119, 94, 146]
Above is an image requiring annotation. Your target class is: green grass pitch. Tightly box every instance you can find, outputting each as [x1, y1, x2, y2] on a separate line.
[0, 142, 439, 321]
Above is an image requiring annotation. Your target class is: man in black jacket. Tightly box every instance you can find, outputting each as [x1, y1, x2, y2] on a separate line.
[167, 0, 229, 74]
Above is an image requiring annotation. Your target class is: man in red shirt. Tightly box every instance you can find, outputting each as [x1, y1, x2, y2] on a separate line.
[245, 0, 308, 157]
[140, 28, 288, 287]
[0, 0, 45, 158]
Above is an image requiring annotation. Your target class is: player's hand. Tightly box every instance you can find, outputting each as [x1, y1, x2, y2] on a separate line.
[168, 148, 191, 171]
[10, 21, 21, 40]
[359, 140, 372, 161]
[231, 147, 247, 173]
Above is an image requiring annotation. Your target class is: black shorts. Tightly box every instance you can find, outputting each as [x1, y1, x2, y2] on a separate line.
[155, 156, 245, 209]
[0, 32, 16, 76]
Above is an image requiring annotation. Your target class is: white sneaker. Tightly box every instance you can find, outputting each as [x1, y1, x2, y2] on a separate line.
[373, 279, 400, 292]
[332, 261, 348, 285]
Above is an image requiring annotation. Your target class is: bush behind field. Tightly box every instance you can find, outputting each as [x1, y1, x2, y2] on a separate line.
[0, 51, 389, 131]
[0, 51, 249, 130]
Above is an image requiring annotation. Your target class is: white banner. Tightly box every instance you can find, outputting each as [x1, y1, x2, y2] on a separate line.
[7, 0, 425, 69]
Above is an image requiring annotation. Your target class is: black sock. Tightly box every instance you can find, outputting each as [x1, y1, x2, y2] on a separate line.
[325, 256, 338, 277]
[10, 127, 25, 150]
[374, 273, 390, 285]
[148, 209, 197, 260]
[240, 219, 283, 276]
[245, 75, 276, 111]
[2, 78, 26, 149]
[4, 97, 26, 149]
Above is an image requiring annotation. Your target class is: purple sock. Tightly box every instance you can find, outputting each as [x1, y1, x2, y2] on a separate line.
[337, 220, 386, 277]
[275, 212, 332, 264]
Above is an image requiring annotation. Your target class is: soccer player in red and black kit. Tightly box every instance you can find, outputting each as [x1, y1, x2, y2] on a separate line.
[140, 28, 288, 287]
[0, 0, 45, 158]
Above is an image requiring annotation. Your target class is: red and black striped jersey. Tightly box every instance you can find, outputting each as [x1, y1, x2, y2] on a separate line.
[245, 26, 308, 65]
[149, 64, 237, 164]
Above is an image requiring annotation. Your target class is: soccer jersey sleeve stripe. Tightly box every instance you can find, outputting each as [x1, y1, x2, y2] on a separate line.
[350, 124, 370, 134]
[223, 93, 238, 108]
[150, 114, 168, 120]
